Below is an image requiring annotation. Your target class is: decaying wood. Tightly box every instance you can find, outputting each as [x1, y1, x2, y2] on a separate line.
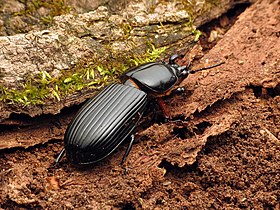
[0, 0, 251, 121]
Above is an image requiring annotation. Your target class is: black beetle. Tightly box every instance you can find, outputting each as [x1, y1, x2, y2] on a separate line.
[55, 54, 224, 166]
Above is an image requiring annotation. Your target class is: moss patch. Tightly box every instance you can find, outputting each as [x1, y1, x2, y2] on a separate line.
[0, 45, 166, 107]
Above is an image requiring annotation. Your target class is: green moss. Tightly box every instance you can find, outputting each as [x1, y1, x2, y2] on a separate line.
[128, 43, 167, 66]
[192, 28, 202, 42]
[0, 45, 166, 107]
[120, 22, 133, 37]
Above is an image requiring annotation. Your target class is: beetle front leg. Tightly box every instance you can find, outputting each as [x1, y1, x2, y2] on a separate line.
[169, 54, 184, 65]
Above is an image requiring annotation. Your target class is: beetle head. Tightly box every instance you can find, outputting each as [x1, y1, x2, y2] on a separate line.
[173, 60, 226, 81]
[168, 54, 191, 80]
[174, 65, 190, 79]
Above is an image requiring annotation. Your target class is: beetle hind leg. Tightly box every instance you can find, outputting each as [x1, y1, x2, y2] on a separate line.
[120, 134, 134, 174]
[120, 135, 135, 165]
[120, 134, 135, 173]
[54, 148, 66, 166]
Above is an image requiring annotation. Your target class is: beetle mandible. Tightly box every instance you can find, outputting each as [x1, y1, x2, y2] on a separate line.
[55, 54, 224, 166]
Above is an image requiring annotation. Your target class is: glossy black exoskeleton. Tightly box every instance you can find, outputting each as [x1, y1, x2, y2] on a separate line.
[55, 54, 224, 166]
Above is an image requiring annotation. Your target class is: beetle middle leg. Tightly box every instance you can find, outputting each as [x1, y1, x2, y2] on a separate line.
[156, 97, 170, 120]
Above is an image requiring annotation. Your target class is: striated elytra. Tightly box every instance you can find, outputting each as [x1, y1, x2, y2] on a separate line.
[55, 54, 224, 166]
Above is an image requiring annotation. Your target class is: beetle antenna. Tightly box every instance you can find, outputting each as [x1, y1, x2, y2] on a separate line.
[188, 61, 225, 74]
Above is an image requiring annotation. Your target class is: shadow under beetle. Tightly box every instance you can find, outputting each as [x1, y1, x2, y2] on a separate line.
[55, 54, 224, 166]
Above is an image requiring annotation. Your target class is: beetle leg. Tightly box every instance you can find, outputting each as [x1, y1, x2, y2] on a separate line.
[54, 148, 66, 165]
[174, 86, 185, 94]
[120, 134, 135, 167]
[186, 59, 191, 69]
[169, 54, 184, 65]
[157, 97, 170, 120]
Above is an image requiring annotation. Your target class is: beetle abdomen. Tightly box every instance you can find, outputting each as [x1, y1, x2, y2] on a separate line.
[64, 83, 147, 165]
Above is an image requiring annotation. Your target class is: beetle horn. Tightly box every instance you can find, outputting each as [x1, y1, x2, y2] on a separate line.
[188, 61, 225, 74]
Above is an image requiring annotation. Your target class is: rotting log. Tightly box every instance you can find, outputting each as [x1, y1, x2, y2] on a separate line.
[0, 0, 251, 121]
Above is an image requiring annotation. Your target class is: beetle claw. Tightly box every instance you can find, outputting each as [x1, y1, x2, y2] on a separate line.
[120, 164, 129, 175]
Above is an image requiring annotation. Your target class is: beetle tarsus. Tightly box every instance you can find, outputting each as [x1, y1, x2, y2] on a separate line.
[121, 164, 129, 174]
